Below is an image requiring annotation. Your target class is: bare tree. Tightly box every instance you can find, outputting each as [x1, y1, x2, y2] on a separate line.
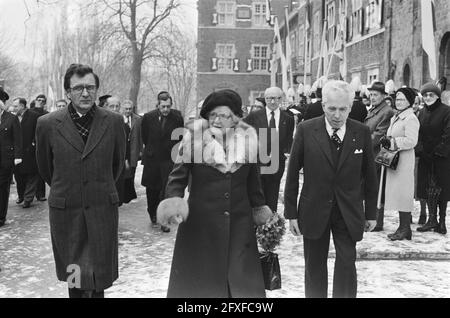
[99, 0, 180, 112]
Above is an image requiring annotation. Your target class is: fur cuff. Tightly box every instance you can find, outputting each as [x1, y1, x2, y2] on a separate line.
[253, 205, 273, 226]
[157, 197, 189, 226]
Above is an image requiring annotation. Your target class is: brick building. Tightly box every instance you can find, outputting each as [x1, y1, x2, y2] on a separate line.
[196, 0, 290, 109]
[278, 0, 450, 91]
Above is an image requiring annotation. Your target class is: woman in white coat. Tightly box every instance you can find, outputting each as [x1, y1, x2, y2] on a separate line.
[380, 87, 420, 241]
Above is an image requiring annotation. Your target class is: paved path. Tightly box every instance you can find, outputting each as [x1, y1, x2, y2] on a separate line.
[1, 166, 449, 298]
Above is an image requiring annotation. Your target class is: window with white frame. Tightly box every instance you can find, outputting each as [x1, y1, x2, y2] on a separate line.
[327, 1, 336, 50]
[216, 44, 235, 71]
[339, 0, 347, 15]
[253, 2, 267, 26]
[252, 45, 269, 71]
[351, 0, 363, 37]
[367, 68, 379, 84]
[217, 1, 235, 26]
[367, 0, 383, 30]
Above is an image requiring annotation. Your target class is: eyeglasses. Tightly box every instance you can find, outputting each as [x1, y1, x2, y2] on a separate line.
[423, 93, 437, 98]
[36, 98, 46, 102]
[265, 96, 282, 101]
[208, 112, 233, 121]
[70, 85, 97, 94]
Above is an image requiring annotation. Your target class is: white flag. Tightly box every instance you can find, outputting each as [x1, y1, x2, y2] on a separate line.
[421, 0, 437, 80]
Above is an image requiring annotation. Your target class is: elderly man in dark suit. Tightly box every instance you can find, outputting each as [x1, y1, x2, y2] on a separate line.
[0, 97, 22, 227]
[141, 91, 184, 232]
[364, 81, 395, 231]
[284, 80, 378, 298]
[12, 98, 40, 208]
[36, 64, 126, 298]
[244, 87, 295, 213]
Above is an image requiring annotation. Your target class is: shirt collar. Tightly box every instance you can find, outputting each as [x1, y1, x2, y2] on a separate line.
[324, 117, 346, 140]
[266, 107, 280, 117]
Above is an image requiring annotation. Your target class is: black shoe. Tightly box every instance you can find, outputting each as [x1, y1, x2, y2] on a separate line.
[389, 227, 412, 241]
[16, 197, 24, 204]
[161, 225, 170, 233]
[417, 216, 438, 232]
[36, 197, 47, 202]
[371, 225, 384, 232]
[387, 227, 401, 239]
[23, 201, 31, 209]
[435, 220, 447, 235]
[418, 215, 427, 225]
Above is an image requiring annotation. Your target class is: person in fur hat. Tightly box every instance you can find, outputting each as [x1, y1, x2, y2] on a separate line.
[158, 89, 272, 298]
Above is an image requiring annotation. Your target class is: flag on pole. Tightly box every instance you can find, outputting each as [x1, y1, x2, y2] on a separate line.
[265, 0, 271, 22]
[421, 0, 437, 80]
[48, 84, 55, 112]
[284, 6, 293, 93]
[273, 16, 287, 90]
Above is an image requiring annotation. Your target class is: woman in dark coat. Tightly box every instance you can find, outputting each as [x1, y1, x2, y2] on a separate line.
[416, 82, 450, 235]
[157, 89, 271, 298]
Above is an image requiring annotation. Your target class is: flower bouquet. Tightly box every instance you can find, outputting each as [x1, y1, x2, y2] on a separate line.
[256, 213, 286, 290]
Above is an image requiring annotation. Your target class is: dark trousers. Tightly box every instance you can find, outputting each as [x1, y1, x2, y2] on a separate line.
[146, 188, 162, 222]
[260, 159, 285, 212]
[303, 204, 357, 298]
[0, 167, 13, 222]
[68, 288, 104, 298]
[15, 172, 39, 203]
[35, 175, 46, 199]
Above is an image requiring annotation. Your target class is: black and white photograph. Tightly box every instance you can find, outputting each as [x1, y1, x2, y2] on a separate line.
[0, 0, 449, 301]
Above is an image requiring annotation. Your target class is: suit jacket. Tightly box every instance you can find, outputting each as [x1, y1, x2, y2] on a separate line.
[284, 116, 378, 242]
[0, 111, 22, 169]
[244, 108, 295, 176]
[15, 109, 40, 174]
[30, 107, 49, 117]
[141, 109, 184, 187]
[126, 113, 143, 168]
[35, 105, 126, 291]
[303, 101, 324, 121]
[364, 101, 395, 154]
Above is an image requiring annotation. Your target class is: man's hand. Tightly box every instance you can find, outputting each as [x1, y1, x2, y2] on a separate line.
[14, 159, 22, 166]
[289, 219, 301, 236]
[365, 220, 377, 232]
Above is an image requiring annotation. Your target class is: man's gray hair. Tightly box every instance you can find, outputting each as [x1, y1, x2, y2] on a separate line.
[122, 100, 133, 107]
[322, 80, 355, 106]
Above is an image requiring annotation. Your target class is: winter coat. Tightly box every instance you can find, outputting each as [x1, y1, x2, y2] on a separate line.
[164, 120, 266, 298]
[15, 109, 40, 174]
[35, 106, 126, 291]
[141, 109, 184, 190]
[364, 101, 395, 155]
[415, 100, 450, 200]
[0, 111, 22, 169]
[384, 108, 420, 212]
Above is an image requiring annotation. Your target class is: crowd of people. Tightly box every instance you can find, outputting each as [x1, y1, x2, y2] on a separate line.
[0, 63, 449, 299]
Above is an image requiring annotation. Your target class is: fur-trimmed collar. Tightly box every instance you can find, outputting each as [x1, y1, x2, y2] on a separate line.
[177, 119, 258, 174]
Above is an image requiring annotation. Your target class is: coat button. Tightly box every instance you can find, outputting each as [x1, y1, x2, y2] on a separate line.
[224, 193, 230, 199]
[224, 211, 230, 216]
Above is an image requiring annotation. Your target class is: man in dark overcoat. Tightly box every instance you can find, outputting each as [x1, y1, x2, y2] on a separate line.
[36, 64, 126, 298]
[284, 80, 378, 298]
[141, 91, 184, 232]
[244, 87, 294, 212]
[0, 97, 22, 227]
[363, 81, 395, 231]
[31, 94, 49, 202]
[12, 97, 40, 208]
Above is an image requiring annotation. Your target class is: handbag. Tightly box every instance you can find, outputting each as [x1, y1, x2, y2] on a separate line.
[375, 147, 400, 170]
[259, 252, 281, 290]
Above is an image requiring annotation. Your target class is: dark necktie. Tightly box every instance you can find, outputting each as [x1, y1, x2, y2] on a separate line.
[331, 128, 342, 150]
[160, 116, 167, 131]
[269, 111, 276, 129]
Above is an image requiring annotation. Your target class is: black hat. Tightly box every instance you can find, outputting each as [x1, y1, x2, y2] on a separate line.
[99, 94, 112, 107]
[0, 87, 9, 102]
[255, 97, 266, 107]
[368, 81, 386, 94]
[396, 87, 417, 107]
[200, 89, 243, 119]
